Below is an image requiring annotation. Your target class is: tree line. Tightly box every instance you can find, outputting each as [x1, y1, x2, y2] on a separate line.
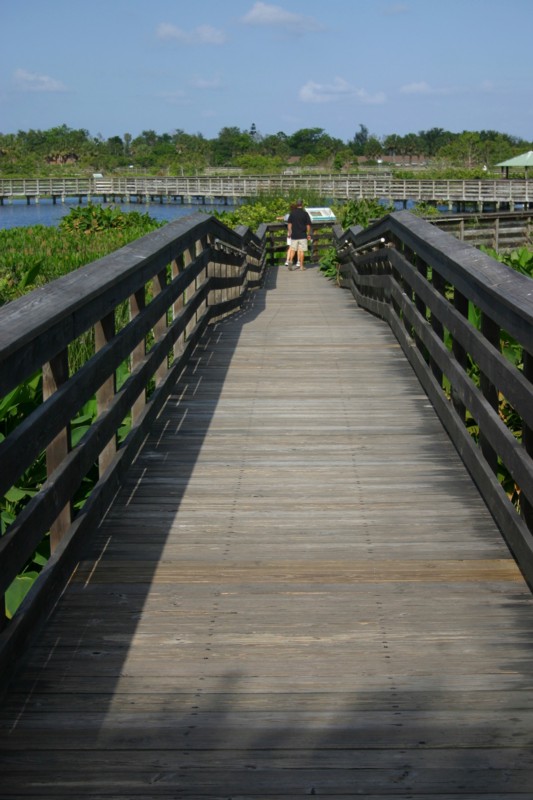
[0, 123, 530, 175]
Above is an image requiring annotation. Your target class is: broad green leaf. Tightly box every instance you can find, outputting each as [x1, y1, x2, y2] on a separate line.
[5, 572, 39, 619]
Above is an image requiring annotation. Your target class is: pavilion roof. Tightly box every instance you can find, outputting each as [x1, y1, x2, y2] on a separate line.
[495, 151, 533, 167]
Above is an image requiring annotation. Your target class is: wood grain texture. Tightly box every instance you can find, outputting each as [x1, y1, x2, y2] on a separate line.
[1, 263, 533, 798]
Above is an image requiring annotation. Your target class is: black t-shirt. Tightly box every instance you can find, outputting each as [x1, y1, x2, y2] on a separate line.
[288, 207, 311, 239]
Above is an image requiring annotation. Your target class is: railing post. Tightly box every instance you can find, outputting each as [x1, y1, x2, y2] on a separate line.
[397, 242, 416, 342]
[451, 291, 469, 422]
[95, 313, 117, 476]
[153, 267, 169, 387]
[268, 228, 276, 267]
[493, 216, 500, 250]
[430, 270, 446, 387]
[479, 312, 500, 474]
[522, 350, 533, 531]
[130, 288, 146, 425]
[172, 255, 186, 357]
[184, 244, 196, 341]
[410, 250, 429, 361]
[389, 234, 404, 323]
[43, 350, 72, 550]
[197, 233, 210, 320]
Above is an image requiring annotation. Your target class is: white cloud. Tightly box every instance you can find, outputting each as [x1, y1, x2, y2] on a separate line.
[400, 81, 432, 95]
[156, 22, 226, 45]
[190, 75, 223, 90]
[14, 68, 67, 93]
[299, 77, 385, 105]
[241, 2, 324, 33]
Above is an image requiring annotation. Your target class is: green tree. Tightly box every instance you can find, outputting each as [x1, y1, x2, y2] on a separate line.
[437, 131, 484, 168]
[383, 133, 402, 158]
[233, 154, 284, 173]
[350, 124, 369, 156]
[364, 136, 383, 160]
[288, 128, 325, 156]
[106, 136, 124, 156]
[259, 133, 290, 159]
[171, 130, 210, 172]
[477, 131, 519, 165]
[417, 128, 453, 157]
[211, 127, 254, 165]
[399, 133, 421, 163]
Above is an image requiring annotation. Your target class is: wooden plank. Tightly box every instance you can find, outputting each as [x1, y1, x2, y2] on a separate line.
[1, 264, 533, 797]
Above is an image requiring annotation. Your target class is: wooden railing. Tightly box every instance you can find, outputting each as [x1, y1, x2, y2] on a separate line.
[263, 213, 532, 262]
[335, 211, 533, 587]
[2, 207, 533, 678]
[1, 176, 532, 207]
[264, 220, 335, 265]
[0, 212, 265, 677]
[432, 211, 532, 250]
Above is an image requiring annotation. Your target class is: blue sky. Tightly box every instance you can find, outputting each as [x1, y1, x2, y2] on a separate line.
[2, 0, 532, 143]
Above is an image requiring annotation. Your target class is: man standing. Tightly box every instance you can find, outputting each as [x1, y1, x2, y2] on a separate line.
[286, 200, 312, 271]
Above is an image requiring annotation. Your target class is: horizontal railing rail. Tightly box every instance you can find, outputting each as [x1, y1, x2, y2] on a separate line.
[432, 211, 533, 250]
[2, 204, 532, 680]
[265, 213, 532, 258]
[0, 176, 531, 205]
[0, 212, 265, 679]
[264, 220, 336, 265]
[335, 211, 533, 587]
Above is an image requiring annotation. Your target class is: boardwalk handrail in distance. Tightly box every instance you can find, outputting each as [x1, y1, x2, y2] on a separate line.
[1, 175, 531, 209]
[0, 211, 265, 680]
[335, 210, 533, 587]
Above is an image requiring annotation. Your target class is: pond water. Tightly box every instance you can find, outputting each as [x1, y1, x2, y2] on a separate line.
[0, 197, 237, 230]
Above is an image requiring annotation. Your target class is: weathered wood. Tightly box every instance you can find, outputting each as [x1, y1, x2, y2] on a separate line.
[338, 211, 533, 589]
[1, 266, 533, 797]
[2, 176, 532, 211]
[42, 349, 72, 549]
[0, 213, 263, 654]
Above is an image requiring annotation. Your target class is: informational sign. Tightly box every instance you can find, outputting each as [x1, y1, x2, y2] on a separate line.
[305, 207, 336, 222]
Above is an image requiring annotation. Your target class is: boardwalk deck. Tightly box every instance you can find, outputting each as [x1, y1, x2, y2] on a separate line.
[2, 264, 533, 797]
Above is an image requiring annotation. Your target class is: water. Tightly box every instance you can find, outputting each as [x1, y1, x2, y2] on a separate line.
[0, 196, 237, 230]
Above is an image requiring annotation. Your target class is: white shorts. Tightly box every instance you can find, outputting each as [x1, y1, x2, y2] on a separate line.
[291, 238, 308, 252]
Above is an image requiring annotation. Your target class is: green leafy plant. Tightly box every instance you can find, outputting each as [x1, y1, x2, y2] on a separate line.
[2, 362, 134, 618]
[334, 198, 392, 229]
[214, 194, 325, 230]
[481, 245, 533, 278]
[0, 208, 164, 305]
[0, 209, 153, 617]
[319, 247, 340, 280]
[411, 201, 441, 218]
[59, 203, 161, 235]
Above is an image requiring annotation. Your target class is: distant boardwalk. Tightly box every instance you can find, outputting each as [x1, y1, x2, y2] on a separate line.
[1, 174, 532, 210]
[2, 264, 533, 797]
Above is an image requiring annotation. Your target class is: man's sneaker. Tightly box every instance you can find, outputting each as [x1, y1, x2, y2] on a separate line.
[287, 264, 293, 270]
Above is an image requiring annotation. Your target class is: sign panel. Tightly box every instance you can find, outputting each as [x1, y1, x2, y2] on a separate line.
[305, 207, 336, 222]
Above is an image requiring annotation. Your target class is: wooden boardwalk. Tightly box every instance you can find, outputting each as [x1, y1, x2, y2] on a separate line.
[2, 264, 533, 797]
[1, 176, 533, 210]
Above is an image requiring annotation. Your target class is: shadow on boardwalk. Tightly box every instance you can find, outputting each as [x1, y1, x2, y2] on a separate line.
[2, 265, 533, 797]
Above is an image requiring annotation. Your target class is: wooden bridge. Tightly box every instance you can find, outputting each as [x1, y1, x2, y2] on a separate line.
[1, 174, 533, 212]
[1, 212, 533, 796]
